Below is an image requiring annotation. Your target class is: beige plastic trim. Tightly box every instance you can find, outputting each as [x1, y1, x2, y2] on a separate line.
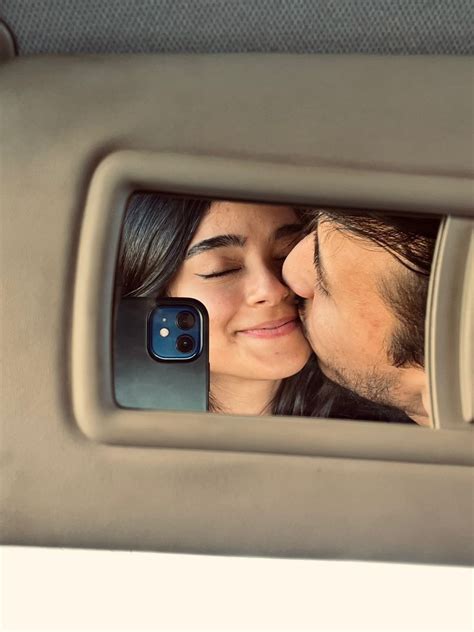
[428, 217, 474, 427]
[460, 234, 474, 422]
[71, 150, 474, 465]
[2, 54, 473, 565]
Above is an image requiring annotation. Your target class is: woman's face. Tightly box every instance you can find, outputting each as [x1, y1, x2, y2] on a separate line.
[168, 201, 311, 381]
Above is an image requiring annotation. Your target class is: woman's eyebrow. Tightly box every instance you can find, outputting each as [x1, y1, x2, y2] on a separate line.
[273, 223, 304, 240]
[186, 234, 246, 259]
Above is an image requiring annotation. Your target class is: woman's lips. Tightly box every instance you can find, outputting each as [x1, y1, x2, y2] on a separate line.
[237, 317, 299, 339]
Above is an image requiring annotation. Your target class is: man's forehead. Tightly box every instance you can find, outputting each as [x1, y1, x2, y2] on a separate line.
[317, 219, 398, 278]
[319, 218, 386, 252]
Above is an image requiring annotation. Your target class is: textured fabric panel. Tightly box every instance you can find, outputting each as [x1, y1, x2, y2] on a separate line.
[1, 0, 472, 55]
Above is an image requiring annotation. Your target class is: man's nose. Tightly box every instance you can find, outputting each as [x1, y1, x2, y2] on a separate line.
[282, 233, 315, 300]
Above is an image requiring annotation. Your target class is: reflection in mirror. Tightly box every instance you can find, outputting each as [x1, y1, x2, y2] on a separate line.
[115, 194, 442, 426]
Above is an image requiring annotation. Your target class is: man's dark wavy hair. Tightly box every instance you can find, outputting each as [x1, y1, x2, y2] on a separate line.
[302, 209, 442, 368]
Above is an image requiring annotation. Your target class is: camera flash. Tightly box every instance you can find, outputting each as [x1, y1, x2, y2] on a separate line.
[159, 327, 170, 338]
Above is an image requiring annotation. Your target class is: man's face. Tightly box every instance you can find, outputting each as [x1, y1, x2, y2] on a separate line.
[282, 219, 429, 424]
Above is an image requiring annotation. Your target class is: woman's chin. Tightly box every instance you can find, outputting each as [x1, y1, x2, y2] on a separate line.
[248, 348, 311, 380]
[255, 335, 312, 373]
[210, 349, 310, 382]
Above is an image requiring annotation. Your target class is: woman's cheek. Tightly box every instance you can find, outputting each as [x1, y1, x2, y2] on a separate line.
[197, 288, 239, 334]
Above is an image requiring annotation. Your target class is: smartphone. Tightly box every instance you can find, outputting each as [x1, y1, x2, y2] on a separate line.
[113, 297, 209, 411]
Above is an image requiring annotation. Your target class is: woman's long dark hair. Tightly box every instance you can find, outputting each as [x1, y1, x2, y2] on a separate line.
[117, 192, 411, 422]
[117, 195, 211, 297]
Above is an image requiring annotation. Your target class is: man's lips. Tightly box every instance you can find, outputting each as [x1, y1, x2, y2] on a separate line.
[237, 317, 299, 339]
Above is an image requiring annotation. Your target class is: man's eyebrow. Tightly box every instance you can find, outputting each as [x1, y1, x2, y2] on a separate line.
[314, 229, 330, 288]
[185, 234, 246, 259]
[273, 223, 304, 240]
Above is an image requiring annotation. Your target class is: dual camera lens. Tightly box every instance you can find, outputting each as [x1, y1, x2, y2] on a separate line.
[176, 311, 196, 354]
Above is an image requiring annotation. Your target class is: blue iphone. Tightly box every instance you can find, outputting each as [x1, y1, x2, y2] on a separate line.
[114, 297, 209, 411]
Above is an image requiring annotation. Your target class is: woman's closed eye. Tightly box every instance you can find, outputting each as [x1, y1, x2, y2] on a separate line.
[196, 267, 242, 279]
[195, 245, 298, 280]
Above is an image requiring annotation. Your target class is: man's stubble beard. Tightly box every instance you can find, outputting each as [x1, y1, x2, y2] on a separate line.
[321, 362, 402, 409]
[298, 300, 403, 410]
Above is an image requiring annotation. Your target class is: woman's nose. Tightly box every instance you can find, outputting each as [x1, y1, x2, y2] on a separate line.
[282, 234, 315, 300]
[245, 262, 291, 306]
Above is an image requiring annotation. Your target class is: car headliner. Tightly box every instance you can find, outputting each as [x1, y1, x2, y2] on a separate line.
[1, 0, 473, 56]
